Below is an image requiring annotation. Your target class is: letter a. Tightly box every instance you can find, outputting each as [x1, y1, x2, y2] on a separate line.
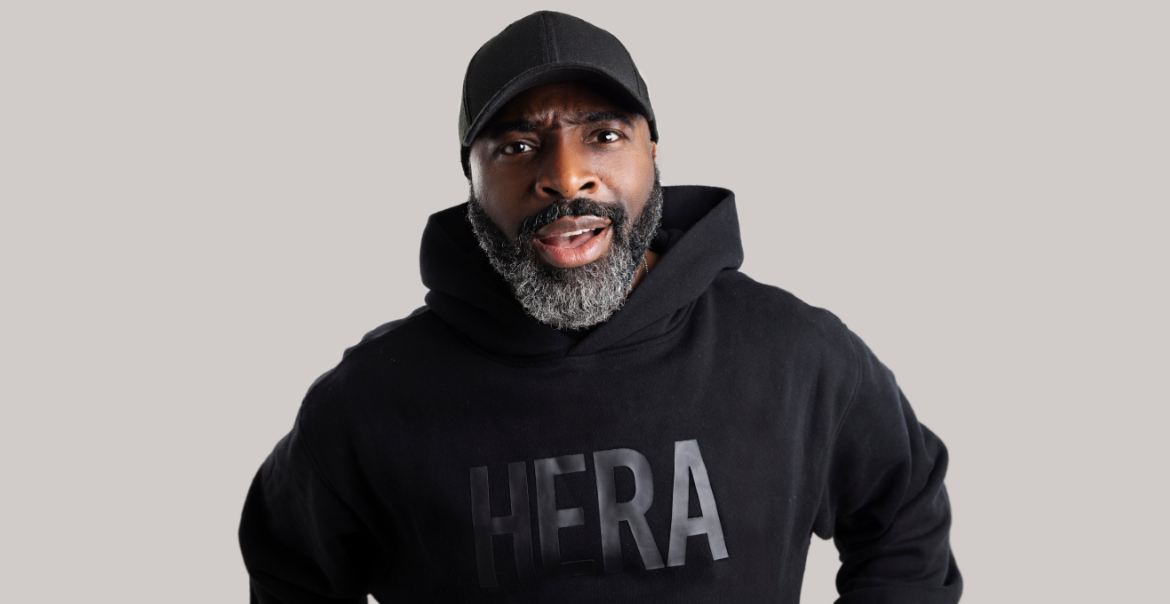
[666, 440, 729, 567]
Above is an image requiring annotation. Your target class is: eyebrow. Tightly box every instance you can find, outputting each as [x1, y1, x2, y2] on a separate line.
[571, 111, 633, 128]
[486, 110, 633, 139]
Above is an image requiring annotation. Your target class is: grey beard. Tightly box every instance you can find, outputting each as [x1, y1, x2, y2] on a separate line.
[466, 170, 663, 331]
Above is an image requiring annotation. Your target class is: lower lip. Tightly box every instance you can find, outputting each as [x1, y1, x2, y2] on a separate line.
[534, 226, 612, 269]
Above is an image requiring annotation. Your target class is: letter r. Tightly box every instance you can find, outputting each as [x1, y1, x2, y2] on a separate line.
[593, 448, 665, 573]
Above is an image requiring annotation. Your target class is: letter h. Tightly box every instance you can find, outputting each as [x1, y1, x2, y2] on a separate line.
[470, 462, 536, 587]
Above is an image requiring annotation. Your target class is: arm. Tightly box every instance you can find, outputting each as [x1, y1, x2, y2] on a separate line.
[814, 333, 962, 603]
[239, 411, 380, 604]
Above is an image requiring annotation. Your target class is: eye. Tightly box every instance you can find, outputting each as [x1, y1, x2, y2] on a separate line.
[501, 141, 534, 155]
[596, 130, 621, 143]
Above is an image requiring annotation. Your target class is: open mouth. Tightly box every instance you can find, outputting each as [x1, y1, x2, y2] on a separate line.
[532, 216, 614, 269]
[537, 227, 606, 249]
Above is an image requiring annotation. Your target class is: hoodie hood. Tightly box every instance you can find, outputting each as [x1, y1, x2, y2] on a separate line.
[420, 185, 744, 359]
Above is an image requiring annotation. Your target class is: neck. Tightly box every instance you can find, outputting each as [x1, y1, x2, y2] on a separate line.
[628, 250, 660, 292]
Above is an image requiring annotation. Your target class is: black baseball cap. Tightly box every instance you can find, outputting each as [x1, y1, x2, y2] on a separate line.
[458, 11, 658, 177]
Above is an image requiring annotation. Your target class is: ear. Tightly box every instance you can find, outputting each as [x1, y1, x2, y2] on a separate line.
[651, 141, 657, 161]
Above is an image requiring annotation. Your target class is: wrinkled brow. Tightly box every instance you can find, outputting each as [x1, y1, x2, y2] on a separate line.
[486, 110, 633, 139]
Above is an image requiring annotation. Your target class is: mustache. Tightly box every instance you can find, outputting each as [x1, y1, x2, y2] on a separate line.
[516, 198, 628, 239]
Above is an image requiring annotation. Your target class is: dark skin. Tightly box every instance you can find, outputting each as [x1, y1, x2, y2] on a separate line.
[468, 82, 660, 289]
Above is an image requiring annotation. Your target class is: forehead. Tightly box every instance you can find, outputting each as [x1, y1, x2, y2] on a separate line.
[489, 81, 629, 125]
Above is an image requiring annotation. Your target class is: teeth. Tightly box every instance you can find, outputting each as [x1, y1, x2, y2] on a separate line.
[561, 228, 591, 237]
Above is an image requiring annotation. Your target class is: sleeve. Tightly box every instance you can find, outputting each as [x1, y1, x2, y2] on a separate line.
[813, 332, 963, 604]
[239, 411, 381, 604]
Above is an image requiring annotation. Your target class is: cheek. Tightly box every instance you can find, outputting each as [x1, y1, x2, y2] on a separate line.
[603, 153, 655, 210]
[472, 174, 525, 237]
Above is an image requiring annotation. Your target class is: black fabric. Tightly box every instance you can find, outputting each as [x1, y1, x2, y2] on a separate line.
[240, 185, 962, 603]
[458, 11, 657, 176]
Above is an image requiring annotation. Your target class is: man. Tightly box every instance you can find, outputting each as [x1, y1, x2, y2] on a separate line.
[240, 11, 961, 603]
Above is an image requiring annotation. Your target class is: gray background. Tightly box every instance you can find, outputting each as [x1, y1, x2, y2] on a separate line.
[2, 1, 1166, 602]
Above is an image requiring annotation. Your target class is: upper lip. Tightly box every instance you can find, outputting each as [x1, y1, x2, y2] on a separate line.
[534, 215, 612, 239]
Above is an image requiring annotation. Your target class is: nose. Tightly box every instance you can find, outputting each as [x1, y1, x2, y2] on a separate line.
[535, 137, 598, 200]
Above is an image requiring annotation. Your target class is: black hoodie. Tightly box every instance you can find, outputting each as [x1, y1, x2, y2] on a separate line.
[240, 186, 962, 603]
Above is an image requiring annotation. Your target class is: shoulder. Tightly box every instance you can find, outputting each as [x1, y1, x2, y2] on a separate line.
[707, 269, 860, 359]
[345, 305, 433, 353]
[328, 305, 455, 373]
[702, 270, 866, 410]
[298, 306, 447, 413]
[289, 305, 454, 458]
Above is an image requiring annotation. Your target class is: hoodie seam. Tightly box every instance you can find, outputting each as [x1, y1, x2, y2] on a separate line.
[291, 407, 382, 548]
[833, 330, 866, 444]
[807, 327, 866, 539]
